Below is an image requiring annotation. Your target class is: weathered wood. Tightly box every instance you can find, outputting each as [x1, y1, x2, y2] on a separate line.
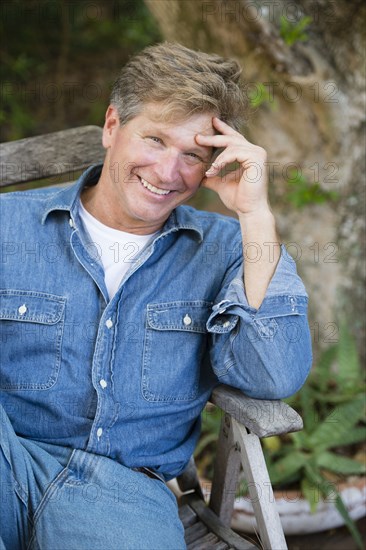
[209, 414, 242, 526]
[212, 543, 229, 550]
[210, 385, 303, 437]
[0, 126, 104, 186]
[187, 495, 258, 549]
[177, 456, 204, 499]
[178, 503, 197, 528]
[187, 531, 219, 549]
[184, 521, 209, 545]
[232, 418, 287, 550]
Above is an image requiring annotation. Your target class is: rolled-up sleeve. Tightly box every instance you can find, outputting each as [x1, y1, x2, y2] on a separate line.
[207, 244, 312, 399]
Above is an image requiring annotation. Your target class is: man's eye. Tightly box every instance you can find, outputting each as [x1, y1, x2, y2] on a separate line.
[147, 136, 162, 144]
[185, 152, 202, 163]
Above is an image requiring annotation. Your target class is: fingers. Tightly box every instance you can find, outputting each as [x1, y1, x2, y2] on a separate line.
[212, 117, 239, 135]
[196, 116, 267, 179]
[197, 133, 240, 148]
[205, 146, 265, 176]
[196, 117, 252, 149]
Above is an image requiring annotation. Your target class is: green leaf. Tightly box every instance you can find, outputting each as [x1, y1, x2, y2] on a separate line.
[285, 170, 338, 209]
[327, 427, 366, 448]
[268, 451, 308, 485]
[248, 82, 277, 110]
[333, 494, 364, 550]
[279, 16, 312, 46]
[301, 477, 320, 513]
[308, 396, 365, 449]
[336, 323, 362, 388]
[310, 389, 363, 404]
[299, 385, 317, 432]
[304, 465, 364, 549]
[290, 430, 310, 450]
[312, 345, 337, 390]
[316, 451, 366, 475]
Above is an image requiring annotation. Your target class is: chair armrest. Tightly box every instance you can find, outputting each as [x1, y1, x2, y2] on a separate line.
[210, 384, 303, 437]
[0, 125, 104, 187]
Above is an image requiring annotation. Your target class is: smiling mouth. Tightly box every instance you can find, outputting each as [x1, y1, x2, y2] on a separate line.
[139, 177, 172, 196]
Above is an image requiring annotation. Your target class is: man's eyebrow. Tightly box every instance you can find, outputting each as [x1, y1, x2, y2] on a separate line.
[144, 126, 212, 156]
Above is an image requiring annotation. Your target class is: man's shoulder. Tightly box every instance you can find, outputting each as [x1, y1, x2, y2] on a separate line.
[1, 185, 65, 203]
[0, 184, 76, 230]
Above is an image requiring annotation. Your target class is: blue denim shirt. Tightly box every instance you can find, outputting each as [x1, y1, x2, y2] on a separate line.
[0, 165, 312, 480]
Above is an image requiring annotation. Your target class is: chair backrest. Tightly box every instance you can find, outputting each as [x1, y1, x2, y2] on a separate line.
[0, 126, 104, 189]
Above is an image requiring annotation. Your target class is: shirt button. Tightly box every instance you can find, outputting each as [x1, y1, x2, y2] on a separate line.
[223, 321, 231, 328]
[183, 314, 192, 326]
[18, 304, 27, 315]
[99, 379, 107, 389]
[69, 218, 74, 228]
[97, 427, 103, 438]
[105, 319, 113, 329]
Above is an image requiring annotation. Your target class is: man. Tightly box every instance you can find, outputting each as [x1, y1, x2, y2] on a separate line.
[0, 43, 312, 549]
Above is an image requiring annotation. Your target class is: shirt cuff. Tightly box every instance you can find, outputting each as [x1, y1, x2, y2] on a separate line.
[207, 244, 308, 334]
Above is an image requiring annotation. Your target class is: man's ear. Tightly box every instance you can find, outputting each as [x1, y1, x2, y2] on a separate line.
[102, 105, 120, 148]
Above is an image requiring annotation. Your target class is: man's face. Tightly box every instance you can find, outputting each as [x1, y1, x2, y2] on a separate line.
[97, 103, 216, 234]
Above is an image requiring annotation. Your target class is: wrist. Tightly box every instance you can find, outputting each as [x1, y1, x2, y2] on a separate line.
[237, 207, 276, 226]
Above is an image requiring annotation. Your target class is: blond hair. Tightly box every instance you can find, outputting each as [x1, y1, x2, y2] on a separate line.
[110, 42, 247, 130]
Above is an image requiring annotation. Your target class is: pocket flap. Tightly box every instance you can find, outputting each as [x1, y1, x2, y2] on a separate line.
[0, 290, 66, 324]
[147, 301, 212, 333]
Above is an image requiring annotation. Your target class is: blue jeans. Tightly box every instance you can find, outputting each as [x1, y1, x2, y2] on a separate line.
[0, 406, 186, 550]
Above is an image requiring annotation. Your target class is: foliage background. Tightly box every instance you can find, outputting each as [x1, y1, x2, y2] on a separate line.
[1, 0, 161, 139]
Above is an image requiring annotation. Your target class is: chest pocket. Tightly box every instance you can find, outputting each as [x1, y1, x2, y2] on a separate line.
[0, 290, 66, 390]
[142, 301, 212, 402]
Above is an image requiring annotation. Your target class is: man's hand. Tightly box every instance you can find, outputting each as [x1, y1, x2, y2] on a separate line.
[196, 117, 280, 309]
[196, 117, 270, 217]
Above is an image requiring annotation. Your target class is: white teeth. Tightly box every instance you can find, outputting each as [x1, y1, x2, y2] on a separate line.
[140, 177, 171, 196]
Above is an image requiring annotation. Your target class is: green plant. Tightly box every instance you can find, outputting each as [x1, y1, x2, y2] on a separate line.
[248, 83, 277, 110]
[196, 324, 365, 548]
[285, 169, 339, 208]
[1, 0, 162, 140]
[263, 324, 365, 549]
[195, 405, 222, 479]
[279, 15, 312, 46]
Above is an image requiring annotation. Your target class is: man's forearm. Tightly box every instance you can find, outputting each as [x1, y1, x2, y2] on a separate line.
[238, 209, 280, 309]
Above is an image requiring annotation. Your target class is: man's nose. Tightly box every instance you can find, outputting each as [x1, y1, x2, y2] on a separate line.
[155, 150, 181, 184]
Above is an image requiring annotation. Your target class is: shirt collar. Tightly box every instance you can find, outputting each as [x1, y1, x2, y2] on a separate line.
[41, 164, 203, 241]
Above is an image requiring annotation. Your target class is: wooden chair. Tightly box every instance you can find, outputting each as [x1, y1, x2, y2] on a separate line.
[0, 127, 304, 550]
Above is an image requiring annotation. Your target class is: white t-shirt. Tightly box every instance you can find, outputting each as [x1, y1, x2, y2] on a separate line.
[79, 201, 158, 299]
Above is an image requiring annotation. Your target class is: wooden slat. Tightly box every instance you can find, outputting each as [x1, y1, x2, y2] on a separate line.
[212, 542, 229, 550]
[184, 521, 208, 545]
[0, 126, 104, 186]
[178, 503, 198, 528]
[232, 419, 287, 550]
[187, 531, 219, 549]
[209, 414, 242, 526]
[187, 495, 258, 550]
[210, 384, 303, 437]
